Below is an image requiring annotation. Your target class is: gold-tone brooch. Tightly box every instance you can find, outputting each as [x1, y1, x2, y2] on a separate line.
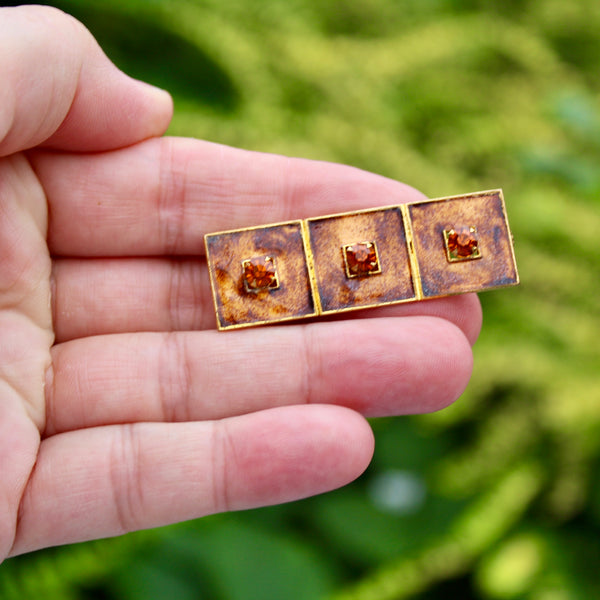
[204, 189, 519, 330]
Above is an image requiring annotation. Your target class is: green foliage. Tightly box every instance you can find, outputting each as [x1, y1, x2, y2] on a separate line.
[1, 0, 599, 598]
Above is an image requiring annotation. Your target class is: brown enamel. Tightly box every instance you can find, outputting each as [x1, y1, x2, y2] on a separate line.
[205, 222, 316, 329]
[307, 208, 414, 313]
[409, 191, 518, 298]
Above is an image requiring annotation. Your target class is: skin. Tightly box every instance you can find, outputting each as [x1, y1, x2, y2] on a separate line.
[0, 6, 481, 561]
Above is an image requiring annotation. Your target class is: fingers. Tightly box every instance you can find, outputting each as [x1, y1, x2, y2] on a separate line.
[10, 405, 374, 555]
[50, 256, 482, 344]
[45, 318, 473, 436]
[51, 258, 215, 341]
[29, 137, 425, 256]
[0, 5, 172, 156]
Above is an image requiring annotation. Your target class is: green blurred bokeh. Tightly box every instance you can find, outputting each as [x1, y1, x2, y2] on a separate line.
[1, 0, 599, 598]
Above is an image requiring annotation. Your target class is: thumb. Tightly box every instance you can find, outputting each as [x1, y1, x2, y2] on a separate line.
[0, 5, 173, 155]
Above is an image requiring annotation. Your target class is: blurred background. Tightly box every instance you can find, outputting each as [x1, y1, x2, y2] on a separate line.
[1, 0, 599, 598]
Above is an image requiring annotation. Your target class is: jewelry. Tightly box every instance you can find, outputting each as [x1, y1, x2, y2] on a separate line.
[205, 189, 519, 330]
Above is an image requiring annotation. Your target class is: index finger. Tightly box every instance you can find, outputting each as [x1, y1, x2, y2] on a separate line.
[31, 137, 426, 256]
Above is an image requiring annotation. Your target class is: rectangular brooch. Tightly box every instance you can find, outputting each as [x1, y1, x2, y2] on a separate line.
[205, 189, 519, 330]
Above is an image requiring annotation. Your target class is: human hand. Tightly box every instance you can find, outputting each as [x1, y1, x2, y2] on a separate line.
[0, 5, 481, 560]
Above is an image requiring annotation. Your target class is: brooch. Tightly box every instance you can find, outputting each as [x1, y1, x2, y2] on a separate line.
[205, 189, 519, 330]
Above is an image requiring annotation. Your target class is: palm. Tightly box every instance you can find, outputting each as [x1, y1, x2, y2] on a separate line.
[0, 154, 52, 559]
[1, 6, 481, 560]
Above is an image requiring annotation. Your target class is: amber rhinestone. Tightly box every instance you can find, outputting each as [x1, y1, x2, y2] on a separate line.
[444, 226, 480, 261]
[344, 241, 381, 277]
[242, 256, 279, 292]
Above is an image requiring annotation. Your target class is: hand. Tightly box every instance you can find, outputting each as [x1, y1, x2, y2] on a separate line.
[0, 5, 481, 560]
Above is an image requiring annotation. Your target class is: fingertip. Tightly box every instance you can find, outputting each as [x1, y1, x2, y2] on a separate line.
[223, 404, 375, 509]
[308, 317, 474, 417]
[127, 78, 174, 137]
[330, 404, 376, 477]
[301, 404, 375, 487]
[453, 293, 483, 346]
[429, 318, 474, 412]
[398, 316, 473, 414]
[44, 57, 175, 151]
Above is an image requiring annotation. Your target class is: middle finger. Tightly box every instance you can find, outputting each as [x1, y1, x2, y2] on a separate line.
[45, 317, 473, 435]
[51, 256, 482, 343]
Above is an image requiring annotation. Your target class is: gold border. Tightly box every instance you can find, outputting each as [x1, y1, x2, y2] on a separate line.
[205, 218, 306, 238]
[204, 233, 225, 330]
[301, 219, 322, 316]
[400, 204, 424, 301]
[497, 188, 520, 286]
[319, 295, 418, 317]
[407, 188, 505, 209]
[212, 312, 317, 331]
[303, 188, 504, 222]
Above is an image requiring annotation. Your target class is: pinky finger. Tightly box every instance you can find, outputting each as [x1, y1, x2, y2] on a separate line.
[9, 405, 373, 556]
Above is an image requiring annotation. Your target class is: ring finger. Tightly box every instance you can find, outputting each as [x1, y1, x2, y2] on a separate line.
[45, 316, 473, 436]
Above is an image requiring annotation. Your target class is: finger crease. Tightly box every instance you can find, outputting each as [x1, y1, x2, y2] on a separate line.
[157, 138, 188, 255]
[42, 360, 56, 437]
[211, 421, 232, 514]
[158, 333, 191, 423]
[167, 260, 182, 331]
[110, 424, 144, 534]
[301, 324, 320, 406]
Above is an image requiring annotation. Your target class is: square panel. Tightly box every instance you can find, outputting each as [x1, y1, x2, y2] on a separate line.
[205, 221, 316, 330]
[307, 207, 415, 314]
[408, 190, 519, 298]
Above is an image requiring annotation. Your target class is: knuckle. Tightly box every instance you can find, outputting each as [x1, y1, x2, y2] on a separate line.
[210, 421, 233, 513]
[157, 333, 191, 422]
[109, 425, 144, 534]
